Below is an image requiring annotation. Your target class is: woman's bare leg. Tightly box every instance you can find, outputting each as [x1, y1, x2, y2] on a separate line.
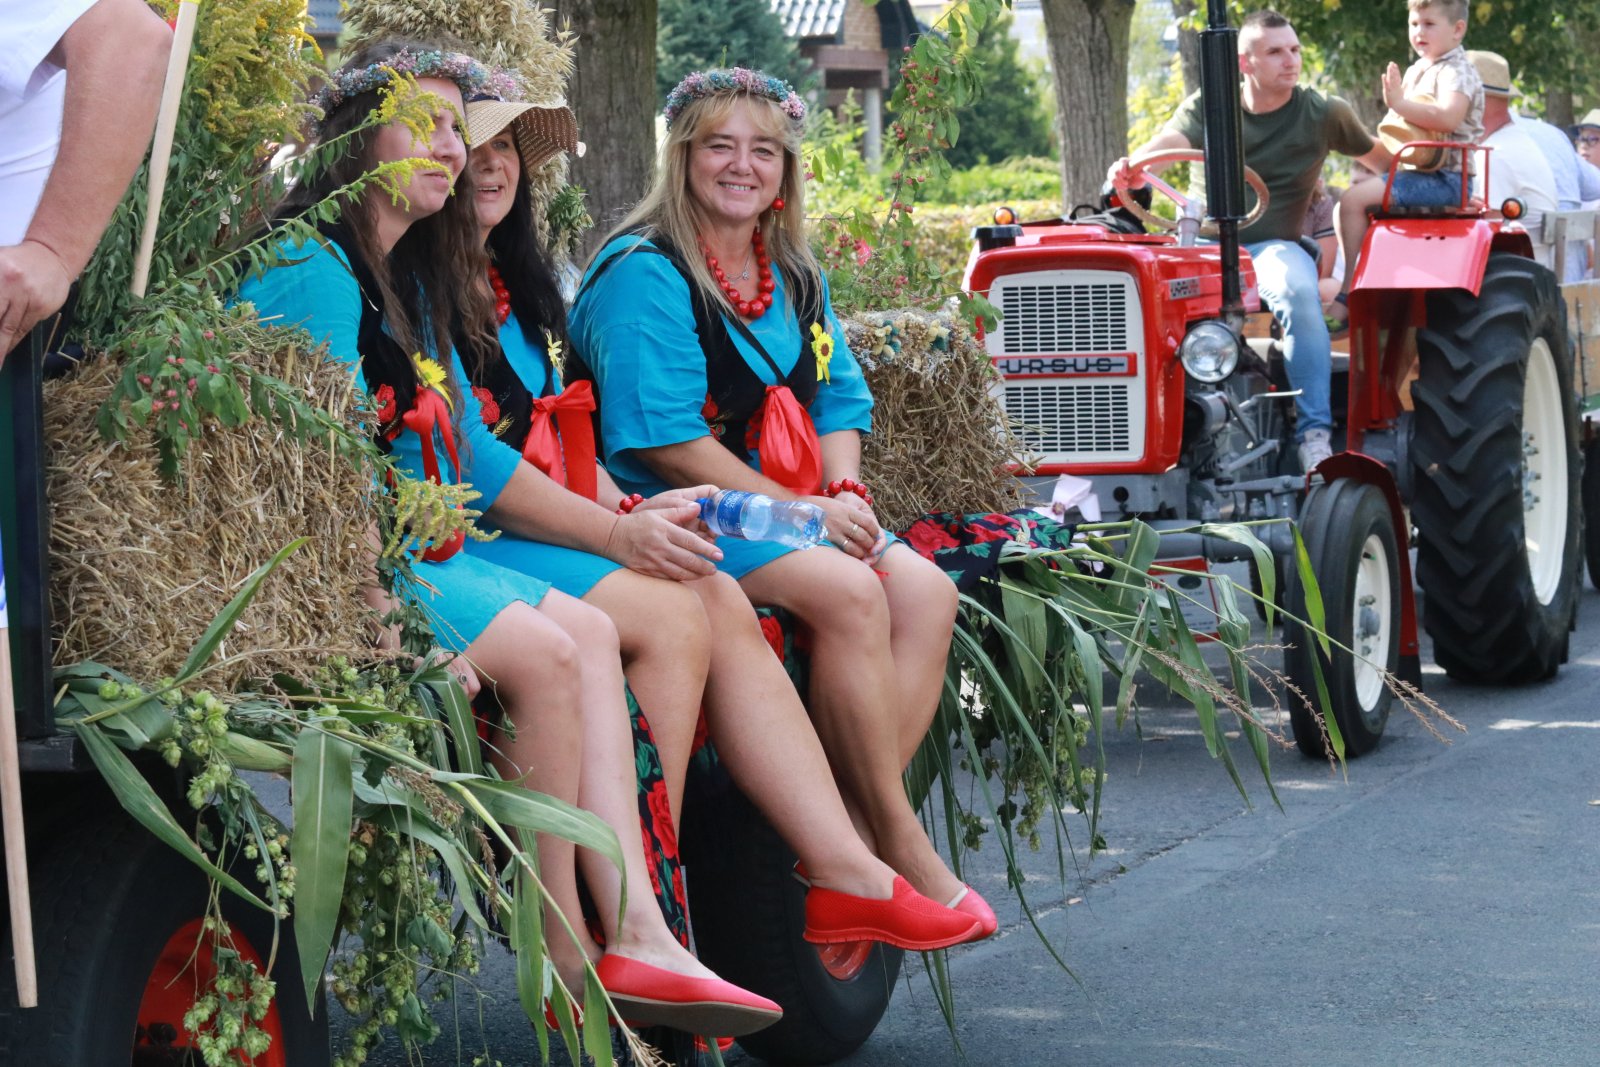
[685, 572, 898, 899]
[470, 601, 601, 982]
[534, 591, 720, 981]
[739, 551, 965, 905]
[876, 544, 960, 764]
[582, 569, 711, 820]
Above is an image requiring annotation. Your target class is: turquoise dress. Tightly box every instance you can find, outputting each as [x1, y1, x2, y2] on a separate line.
[238, 236, 552, 651]
[456, 312, 622, 598]
[569, 235, 877, 579]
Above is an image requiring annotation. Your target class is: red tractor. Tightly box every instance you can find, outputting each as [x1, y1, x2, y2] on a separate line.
[963, 9, 1580, 758]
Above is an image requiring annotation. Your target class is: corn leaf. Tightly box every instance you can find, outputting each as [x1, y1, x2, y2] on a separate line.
[179, 538, 307, 678]
[291, 729, 355, 1010]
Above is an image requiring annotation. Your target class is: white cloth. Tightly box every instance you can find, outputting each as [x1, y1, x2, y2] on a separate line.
[0, 0, 101, 245]
[1477, 122, 1559, 270]
[1515, 113, 1599, 280]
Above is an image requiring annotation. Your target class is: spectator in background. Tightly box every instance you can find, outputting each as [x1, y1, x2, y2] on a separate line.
[1468, 51, 1558, 270]
[1514, 102, 1600, 281]
[1575, 110, 1600, 171]
[0, 0, 169, 360]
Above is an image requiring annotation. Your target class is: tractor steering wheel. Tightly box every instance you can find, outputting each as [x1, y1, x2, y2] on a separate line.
[1113, 148, 1270, 237]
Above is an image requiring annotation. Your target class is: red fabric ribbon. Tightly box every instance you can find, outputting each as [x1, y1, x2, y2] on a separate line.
[400, 386, 466, 562]
[522, 380, 599, 502]
[756, 385, 823, 495]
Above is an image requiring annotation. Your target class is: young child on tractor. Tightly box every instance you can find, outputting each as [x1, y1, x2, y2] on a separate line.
[1330, 0, 1485, 330]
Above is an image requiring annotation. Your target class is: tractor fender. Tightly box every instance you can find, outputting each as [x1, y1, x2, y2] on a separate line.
[1353, 218, 1496, 295]
[1311, 452, 1422, 686]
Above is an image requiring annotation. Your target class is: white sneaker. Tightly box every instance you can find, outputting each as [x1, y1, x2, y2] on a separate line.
[1298, 428, 1333, 472]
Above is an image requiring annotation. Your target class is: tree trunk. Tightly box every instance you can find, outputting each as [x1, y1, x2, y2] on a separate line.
[1172, 0, 1201, 97]
[548, 0, 658, 256]
[1041, 0, 1139, 210]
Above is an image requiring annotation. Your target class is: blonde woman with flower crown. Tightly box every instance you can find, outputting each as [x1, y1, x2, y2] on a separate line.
[567, 68, 996, 938]
[236, 42, 785, 1036]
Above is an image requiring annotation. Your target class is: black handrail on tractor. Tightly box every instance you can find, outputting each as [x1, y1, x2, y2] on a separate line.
[1200, 0, 1247, 330]
[2, 325, 59, 749]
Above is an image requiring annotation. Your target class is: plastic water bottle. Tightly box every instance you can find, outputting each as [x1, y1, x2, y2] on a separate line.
[697, 490, 826, 548]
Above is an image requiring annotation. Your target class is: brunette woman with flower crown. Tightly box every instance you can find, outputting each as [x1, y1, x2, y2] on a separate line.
[566, 68, 997, 939]
[407, 84, 984, 960]
[235, 42, 783, 1036]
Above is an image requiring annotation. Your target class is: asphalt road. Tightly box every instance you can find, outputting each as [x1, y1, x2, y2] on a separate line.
[341, 580, 1600, 1067]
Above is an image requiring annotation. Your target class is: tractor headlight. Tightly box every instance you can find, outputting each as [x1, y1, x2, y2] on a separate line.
[1179, 321, 1240, 383]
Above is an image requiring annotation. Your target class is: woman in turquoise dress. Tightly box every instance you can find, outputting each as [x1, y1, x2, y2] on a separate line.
[566, 68, 996, 939]
[236, 42, 782, 1036]
[376, 89, 984, 955]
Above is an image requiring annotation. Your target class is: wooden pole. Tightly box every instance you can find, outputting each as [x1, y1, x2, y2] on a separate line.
[130, 0, 201, 299]
[0, 552, 36, 1007]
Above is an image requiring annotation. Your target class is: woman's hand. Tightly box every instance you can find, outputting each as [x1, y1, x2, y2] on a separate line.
[606, 492, 724, 581]
[809, 493, 881, 561]
[431, 651, 481, 700]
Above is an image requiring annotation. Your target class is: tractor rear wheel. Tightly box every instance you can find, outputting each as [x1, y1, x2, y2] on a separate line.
[1583, 437, 1600, 590]
[1285, 479, 1400, 758]
[0, 786, 329, 1066]
[1408, 253, 1581, 684]
[679, 779, 901, 1065]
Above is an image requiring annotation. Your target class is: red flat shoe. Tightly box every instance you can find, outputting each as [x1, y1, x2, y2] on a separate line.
[805, 875, 981, 951]
[948, 885, 999, 940]
[594, 954, 783, 1037]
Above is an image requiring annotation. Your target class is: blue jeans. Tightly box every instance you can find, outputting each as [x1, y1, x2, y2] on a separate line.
[1245, 238, 1331, 437]
[1389, 169, 1464, 208]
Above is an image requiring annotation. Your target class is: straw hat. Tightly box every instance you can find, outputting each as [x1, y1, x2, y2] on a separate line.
[466, 96, 580, 177]
[1467, 50, 1512, 98]
[1377, 95, 1445, 171]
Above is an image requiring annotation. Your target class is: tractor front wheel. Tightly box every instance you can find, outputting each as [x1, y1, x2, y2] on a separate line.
[1285, 479, 1401, 758]
[1408, 253, 1581, 684]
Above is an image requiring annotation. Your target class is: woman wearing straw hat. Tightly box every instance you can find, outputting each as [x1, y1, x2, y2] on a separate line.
[441, 86, 986, 954]
[237, 41, 786, 1036]
[565, 68, 994, 937]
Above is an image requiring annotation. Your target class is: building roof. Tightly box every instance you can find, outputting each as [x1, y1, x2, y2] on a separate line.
[770, 0, 847, 40]
[307, 0, 342, 37]
[769, 0, 919, 44]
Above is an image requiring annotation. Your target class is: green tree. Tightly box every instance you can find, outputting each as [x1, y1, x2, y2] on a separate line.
[944, 9, 1056, 168]
[656, 0, 811, 104]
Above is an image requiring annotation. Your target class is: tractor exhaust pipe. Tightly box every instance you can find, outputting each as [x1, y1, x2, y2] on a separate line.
[1200, 0, 1247, 332]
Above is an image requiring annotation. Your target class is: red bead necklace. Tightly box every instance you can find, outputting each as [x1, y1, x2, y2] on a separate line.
[488, 264, 511, 325]
[702, 227, 776, 319]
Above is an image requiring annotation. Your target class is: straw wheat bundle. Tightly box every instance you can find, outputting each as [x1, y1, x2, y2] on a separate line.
[845, 308, 1028, 531]
[44, 345, 377, 688]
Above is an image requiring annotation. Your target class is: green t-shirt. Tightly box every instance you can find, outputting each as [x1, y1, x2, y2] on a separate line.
[1166, 86, 1373, 243]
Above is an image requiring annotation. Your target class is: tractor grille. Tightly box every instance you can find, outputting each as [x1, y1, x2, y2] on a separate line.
[1004, 381, 1136, 457]
[998, 281, 1130, 354]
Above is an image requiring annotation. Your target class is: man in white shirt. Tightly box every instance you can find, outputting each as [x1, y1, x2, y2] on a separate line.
[1468, 51, 1558, 270]
[0, 0, 168, 360]
[1514, 110, 1600, 281]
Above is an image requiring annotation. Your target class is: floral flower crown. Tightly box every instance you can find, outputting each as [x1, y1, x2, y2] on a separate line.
[313, 49, 524, 121]
[663, 67, 806, 129]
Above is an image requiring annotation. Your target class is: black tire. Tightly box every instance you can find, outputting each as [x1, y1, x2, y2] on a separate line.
[1584, 438, 1600, 591]
[679, 780, 901, 1066]
[1285, 480, 1401, 758]
[1408, 253, 1581, 684]
[0, 781, 330, 1066]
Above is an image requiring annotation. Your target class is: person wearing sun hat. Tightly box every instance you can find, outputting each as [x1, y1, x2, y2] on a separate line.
[1467, 50, 1558, 269]
[564, 66, 999, 947]
[444, 81, 989, 966]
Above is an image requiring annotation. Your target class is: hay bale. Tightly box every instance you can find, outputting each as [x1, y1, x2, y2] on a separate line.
[44, 343, 378, 688]
[845, 308, 1028, 531]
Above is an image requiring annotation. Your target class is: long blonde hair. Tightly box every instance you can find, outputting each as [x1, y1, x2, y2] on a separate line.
[606, 92, 818, 317]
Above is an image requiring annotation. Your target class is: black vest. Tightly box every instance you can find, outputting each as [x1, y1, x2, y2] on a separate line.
[569, 231, 827, 463]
